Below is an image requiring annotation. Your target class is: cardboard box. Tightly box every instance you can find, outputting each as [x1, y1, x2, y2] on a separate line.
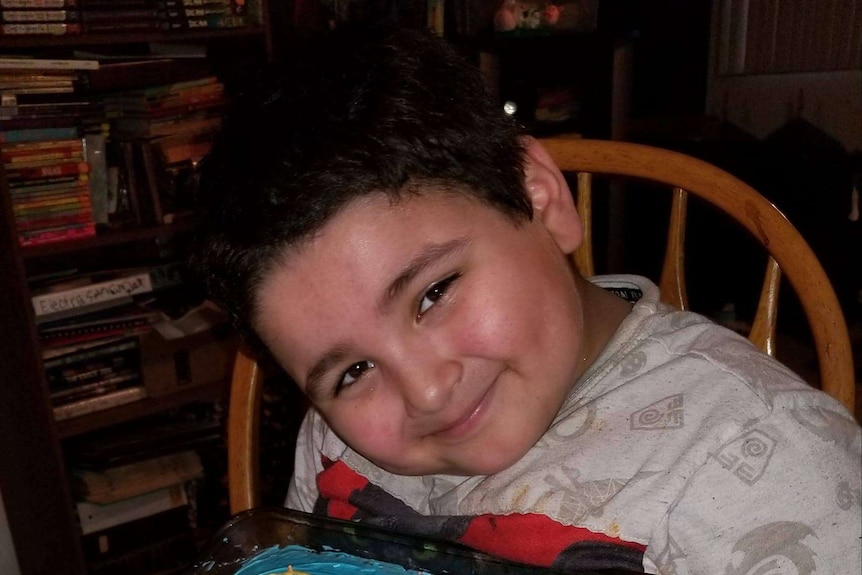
[140, 329, 236, 396]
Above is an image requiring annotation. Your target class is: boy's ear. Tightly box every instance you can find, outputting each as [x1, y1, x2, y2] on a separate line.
[522, 136, 583, 254]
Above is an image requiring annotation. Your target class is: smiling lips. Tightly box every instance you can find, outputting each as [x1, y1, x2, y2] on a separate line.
[433, 383, 495, 441]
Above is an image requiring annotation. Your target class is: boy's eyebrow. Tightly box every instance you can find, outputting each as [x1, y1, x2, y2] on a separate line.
[378, 238, 470, 314]
[305, 345, 349, 401]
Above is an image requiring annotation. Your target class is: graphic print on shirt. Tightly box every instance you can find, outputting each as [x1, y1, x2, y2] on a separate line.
[620, 350, 648, 377]
[791, 406, 860, 450]
[630, 394, 684, 430]
[724, 521, 817, 575]
[538, 404, 597, 448]
[714, 428, 777, 485]
[835, 480, 862, 511]
[314, 457, 648, 572]
[543, 465, 626, 522]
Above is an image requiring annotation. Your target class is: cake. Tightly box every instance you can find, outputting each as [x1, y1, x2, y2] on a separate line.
[233, 544, 430, 575]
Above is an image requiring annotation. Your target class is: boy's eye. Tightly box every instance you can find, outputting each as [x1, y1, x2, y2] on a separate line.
[417, 273, 460, 317]
[337, 360, 375, 392]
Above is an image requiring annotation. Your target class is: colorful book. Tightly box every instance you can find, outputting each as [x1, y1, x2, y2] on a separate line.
[5, 160, 89, 180]
[0, 126, 79, 143]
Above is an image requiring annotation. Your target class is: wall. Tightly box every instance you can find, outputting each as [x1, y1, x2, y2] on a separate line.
[707, 0, 862, 152]
[707, 70, 862, 153]
[0, 491, 21, 575]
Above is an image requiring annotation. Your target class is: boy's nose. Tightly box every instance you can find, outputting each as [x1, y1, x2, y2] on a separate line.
[397, 358, 462, 417]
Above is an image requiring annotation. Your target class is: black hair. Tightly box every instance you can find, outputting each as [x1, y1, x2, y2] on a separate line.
[191, 26, 530, 351]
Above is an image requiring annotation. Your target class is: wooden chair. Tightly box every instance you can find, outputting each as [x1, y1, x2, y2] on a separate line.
[226, 138, 856, 514]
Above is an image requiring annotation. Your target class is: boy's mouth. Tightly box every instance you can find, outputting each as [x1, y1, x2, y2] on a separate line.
[432, 380, 496, 442]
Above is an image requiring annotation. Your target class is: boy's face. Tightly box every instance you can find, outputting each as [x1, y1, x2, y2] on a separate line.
[256, 182, 585, 476]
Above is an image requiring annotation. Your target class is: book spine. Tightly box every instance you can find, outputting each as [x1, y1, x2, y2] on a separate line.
[79, 7, 158, 20]
[0, 116, 79, 131]
[15, 213, 93, 232]
[0, 9, 80, 21]
[50, 372, 140, 405]
[0, 0, 78, 7]
[0, 56, 97, 70]
[9, 176, 86, 192]
[12, 196, 87, 207]
[139, 141, 163, 224]
[81, 19, 159, 32]
[0, 21, 83, 34]
[17, 222, 95, 246]
[10, 185, 89, 201]
[31, 271, 153, 318]
[3, 148, 83, 164]
[74, 451, 202, 504]
[53, 385, 146, 421]
[7, 160, 88, 178]
[75, 482, 186, 534]
[1, 136, 82, 152]
[0, 126, 79, 143]
[39, 322, 150, 348]
[43, 337, 139, 369]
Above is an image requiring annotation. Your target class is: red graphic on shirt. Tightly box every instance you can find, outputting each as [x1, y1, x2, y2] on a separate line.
[315, 457, 647, 573]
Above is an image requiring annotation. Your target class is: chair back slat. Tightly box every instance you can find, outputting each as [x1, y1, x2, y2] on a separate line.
[749, 257, 782, 357]
[540, 137, 854, 412]
[658, 187, 689, 310]
[572, 172, 595, 277]
[228, 346, 264, 514]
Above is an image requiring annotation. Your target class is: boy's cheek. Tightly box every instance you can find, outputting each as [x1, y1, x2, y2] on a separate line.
[327, 400, 404, 454]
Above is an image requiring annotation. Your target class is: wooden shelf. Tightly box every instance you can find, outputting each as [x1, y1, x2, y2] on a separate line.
[20, 221, 195, 260]
[0, 26, 267, 49]
[55, 379, 228, 439]
[0, 8, 272, 573]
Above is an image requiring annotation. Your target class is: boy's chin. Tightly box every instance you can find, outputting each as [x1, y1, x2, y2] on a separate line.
[376, 449, 530, 477]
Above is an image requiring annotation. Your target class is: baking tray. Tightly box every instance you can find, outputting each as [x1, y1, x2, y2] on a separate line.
[187, 507, 641, 575]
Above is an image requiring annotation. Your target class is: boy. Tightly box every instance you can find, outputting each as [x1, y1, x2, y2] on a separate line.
[192, 28, 861, 574]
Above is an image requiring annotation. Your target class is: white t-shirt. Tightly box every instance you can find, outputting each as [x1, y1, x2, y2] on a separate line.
[287, 275, 862, 574]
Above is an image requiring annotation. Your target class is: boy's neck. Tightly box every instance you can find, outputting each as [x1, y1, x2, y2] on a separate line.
[575, 274, 634, 377]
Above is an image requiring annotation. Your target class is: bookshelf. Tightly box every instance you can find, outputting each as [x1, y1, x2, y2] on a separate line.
[0, 3, 274, 574]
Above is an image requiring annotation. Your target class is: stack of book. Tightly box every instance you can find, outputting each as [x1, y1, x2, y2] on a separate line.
[0, 0, 83, 37]
[0, 0, 255, 36]
[157, 0, 249, 31]
[71, 450, 205, 575]
[0, 56, 102, 143]
[0, 55, 229, 234]
[31, 263, 184, 418]
[45, 335, 147, 420]
[110, 75, 225, 139]
[2, 137, 97, 246]
[62, 406, 225, 574]
[108, 74, 227, 223]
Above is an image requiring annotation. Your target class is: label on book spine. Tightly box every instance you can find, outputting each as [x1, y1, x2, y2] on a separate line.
[32, 271, 153, 319]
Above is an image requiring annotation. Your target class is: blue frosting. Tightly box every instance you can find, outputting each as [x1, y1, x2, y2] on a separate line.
[234, 545, 429, 575]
